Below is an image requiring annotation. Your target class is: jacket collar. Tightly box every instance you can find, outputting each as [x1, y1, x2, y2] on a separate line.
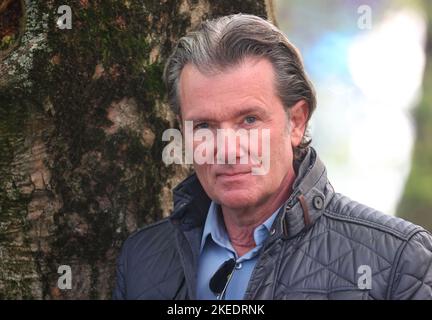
[276, 147, 332, 239]
[170, 147, 334, 239]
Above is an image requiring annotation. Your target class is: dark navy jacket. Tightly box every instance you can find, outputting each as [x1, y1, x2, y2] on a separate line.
[113, 148, 432, 299]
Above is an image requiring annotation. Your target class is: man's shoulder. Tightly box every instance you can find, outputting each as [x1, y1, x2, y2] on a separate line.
[321, 192, 432, 269]
[129, 217, 174, 238]
[317, 192, 432, 299]
[323, 192, 427, 241]
[121, 218, 177, 257]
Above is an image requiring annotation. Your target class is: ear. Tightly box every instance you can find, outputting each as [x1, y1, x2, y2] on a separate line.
[289, 100, 309, 147]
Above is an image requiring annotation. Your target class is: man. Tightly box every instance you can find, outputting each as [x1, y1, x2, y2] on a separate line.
[113, 14, 432, 300]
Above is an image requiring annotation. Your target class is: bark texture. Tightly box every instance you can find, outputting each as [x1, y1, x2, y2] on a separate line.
[0, 0, 274, 299]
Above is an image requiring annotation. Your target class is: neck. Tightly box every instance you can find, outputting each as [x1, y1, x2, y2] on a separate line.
[221, 172, 295, 257]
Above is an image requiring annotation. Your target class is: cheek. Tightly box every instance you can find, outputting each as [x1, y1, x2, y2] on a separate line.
[270, 128, 292, 160]
[265, 131, 293, 183]
[194, 163, 210, 177]
[193, 164, 215, 191]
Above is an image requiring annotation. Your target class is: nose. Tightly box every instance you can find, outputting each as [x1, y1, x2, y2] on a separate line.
[216, 126, 249, 165]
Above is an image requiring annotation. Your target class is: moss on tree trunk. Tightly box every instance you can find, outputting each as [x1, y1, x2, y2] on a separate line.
[0, 0, 274, 300]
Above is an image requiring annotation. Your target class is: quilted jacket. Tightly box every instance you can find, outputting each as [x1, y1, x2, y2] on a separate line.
[113, 147, 432, 300]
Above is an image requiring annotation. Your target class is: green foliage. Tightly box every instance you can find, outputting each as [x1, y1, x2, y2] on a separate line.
[397, 1, 432, 231]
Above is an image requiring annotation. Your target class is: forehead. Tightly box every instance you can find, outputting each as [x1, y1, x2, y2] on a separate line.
[178, 57, 279, 120]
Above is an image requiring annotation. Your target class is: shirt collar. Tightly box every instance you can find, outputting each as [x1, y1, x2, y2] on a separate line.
[200, 201, 282, 253]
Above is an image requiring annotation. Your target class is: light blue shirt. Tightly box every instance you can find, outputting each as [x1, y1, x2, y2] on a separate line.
[196, 201, 280, 300]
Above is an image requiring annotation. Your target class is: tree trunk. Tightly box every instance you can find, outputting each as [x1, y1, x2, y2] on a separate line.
[0, 0, 275, 299]
[397, 1, 432, 231]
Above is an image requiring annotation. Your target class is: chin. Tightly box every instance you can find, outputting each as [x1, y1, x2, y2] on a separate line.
[215, 191, 258, 209]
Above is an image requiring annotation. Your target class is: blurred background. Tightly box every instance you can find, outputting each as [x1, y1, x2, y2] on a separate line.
[276, 0, 432, 229]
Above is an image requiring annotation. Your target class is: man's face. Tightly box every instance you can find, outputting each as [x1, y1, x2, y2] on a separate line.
[178, 57, 306, 210]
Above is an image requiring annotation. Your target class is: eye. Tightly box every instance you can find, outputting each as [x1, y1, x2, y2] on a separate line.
[194, 122, 209, 130]
[244, 116, 257, 125]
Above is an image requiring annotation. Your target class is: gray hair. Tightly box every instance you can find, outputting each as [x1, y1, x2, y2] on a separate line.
[163, 13, 316, 159]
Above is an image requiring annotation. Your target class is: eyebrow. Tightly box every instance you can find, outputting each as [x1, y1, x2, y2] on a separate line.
[185, 105, 270, 123]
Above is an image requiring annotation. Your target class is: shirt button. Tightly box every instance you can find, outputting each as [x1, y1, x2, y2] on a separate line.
[235, 262, 243, 270]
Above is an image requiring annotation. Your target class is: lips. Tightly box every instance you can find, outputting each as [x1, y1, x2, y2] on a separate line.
[215, 171, 251, 177]
[216, 172, 249, 177]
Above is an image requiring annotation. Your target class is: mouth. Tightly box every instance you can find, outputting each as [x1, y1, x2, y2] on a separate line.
[216, 171, 251, 180]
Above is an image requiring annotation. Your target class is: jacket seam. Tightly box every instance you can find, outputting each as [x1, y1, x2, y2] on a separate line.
[387, 230, 432, 299]
[173, 227, 195, 299]
[129, 218, 171, 238]
[173, 274, 186, 300]
[386, 230, 424, 299]
[270, 240, 286, 299]
[277, 283, 372, 294]
[323, 210, 419, 240]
